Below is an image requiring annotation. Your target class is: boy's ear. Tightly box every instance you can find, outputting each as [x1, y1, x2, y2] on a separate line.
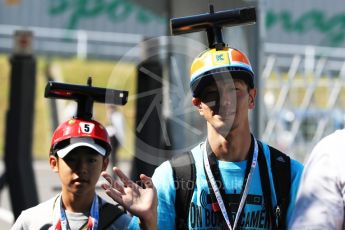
[49, 155, 59, 172]
[248, 88, 257, 109]
[102, 157, 109, 171]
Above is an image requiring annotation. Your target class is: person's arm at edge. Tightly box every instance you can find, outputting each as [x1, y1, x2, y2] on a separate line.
[288, 139, 344, 229]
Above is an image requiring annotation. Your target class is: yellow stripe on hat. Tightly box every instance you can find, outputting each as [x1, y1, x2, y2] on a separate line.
[190, 48, 230, 80]
[212, 50, 230, 66]
[190, 47, 253, 82]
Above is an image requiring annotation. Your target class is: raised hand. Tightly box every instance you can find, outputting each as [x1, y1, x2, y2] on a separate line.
[101, 167, 157, 229]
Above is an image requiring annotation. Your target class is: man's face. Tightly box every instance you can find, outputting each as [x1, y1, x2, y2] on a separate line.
[195, 78, 256, 136]
[50, 147, 108, 196]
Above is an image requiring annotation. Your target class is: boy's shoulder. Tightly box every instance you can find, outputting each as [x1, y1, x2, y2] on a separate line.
[11, 195, 59, 230]
[21, 195, 58, 216]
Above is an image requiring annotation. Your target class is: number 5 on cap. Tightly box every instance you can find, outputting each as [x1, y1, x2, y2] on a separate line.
[80, 122, 95, 134]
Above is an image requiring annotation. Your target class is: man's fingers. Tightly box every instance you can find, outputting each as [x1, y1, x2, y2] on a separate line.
[140, 174, 154, 189]
[113, 167, 136, 188]
[104, 187, 123, 205]
[101, 170, 127, 195]
[113, 180, 126, 194]
[101, 171, 114, 186]
[101, 183, 111, 191]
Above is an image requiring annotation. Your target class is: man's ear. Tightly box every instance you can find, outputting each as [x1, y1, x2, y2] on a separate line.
[49, 155, 59, 172]
[248, 88, 257, 109]
[102, 157, 109, 171]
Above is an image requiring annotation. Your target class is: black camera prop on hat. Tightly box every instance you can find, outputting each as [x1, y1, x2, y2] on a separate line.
[44, 77, 128, 120]
[170, 5, 256, 50]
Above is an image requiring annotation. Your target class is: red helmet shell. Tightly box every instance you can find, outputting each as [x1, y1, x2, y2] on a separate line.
[51, 118, 111, 151]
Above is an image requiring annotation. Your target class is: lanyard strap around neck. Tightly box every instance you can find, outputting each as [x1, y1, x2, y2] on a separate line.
[203, 137, 259, 230]
[54, 193, 100, 230]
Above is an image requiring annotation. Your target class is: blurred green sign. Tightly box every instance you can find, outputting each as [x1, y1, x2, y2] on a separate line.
[49, 0, 164, 29]
[266, 10, 345, 47]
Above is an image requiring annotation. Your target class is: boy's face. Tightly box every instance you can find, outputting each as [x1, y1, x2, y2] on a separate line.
[194, 78, 256, 136]
[50, 147, 108, 196]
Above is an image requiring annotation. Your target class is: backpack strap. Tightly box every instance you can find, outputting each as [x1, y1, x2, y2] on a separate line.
[258, 141, 291, 229]
[98, 198, 125, 230]
[268, 145, 291, 228]
[257, 144, 276, 229]
[169, 151, 196, 230]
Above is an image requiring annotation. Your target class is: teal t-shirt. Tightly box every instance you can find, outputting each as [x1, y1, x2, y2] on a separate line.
[129, 140, 303, 229]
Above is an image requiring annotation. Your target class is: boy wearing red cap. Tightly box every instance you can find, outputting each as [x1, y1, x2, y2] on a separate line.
[11, 118, 157, 230]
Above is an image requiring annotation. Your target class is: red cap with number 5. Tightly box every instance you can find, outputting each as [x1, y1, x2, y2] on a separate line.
[50, 118, 112, 158]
